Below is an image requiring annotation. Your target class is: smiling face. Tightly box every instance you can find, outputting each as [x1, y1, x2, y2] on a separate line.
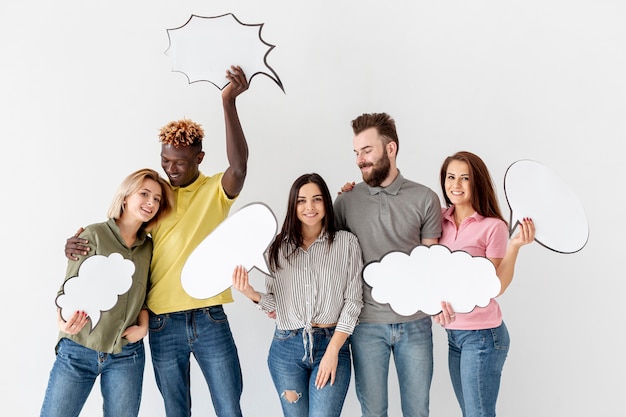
[160, 143, 204, 187]
[123, 178, 163, 223]
[353, 127, 393, 187]
[296, 182, 326, 230]
[444, 160, 473, 208]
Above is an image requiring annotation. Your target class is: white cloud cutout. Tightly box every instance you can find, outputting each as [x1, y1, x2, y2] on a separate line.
[56, 253, 135, 330]
[363, 244, 501, 316]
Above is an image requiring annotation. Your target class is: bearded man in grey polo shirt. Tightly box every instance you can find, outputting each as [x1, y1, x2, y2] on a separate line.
[334, 112, 442, 417]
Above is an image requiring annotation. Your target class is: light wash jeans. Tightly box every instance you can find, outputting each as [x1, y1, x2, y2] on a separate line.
[446, 322, 510, 417]
[40, 338, 145, 417]
[148, 306, 243, 417]
[351, 317, 433, 417]
[267, 327, 352, 417]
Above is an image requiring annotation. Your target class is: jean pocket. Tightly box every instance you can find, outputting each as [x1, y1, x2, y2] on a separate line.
[490, 324, 510, 351]
[273, 328, 298, 341]
[149, 314, 166, 333]
[205, 306, 228, 323]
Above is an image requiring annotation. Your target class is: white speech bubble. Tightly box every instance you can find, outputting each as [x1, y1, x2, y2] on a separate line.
[363, 244, 500, 316]
[181, 202, 277, 299]
[56, 253, 135, 330]
[165, 13, 284, 91]
[504, 160, 588, 254]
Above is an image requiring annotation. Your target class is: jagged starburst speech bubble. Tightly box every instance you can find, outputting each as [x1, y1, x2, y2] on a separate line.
[165, 13, 284, 92]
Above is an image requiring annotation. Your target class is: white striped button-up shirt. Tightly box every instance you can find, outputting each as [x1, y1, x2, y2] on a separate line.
[258, 230, 363, 335]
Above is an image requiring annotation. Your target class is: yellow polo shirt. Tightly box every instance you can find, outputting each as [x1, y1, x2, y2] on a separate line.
[147, 172, 236, 314]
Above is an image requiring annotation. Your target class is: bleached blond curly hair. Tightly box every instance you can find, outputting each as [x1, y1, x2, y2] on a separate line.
[158, 118, 204, 147]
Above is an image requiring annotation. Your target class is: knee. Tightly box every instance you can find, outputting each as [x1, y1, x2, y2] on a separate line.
[281, 390, 302, 404]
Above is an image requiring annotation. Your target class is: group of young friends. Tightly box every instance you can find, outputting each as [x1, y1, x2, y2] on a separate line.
[40, 66, 535, 417]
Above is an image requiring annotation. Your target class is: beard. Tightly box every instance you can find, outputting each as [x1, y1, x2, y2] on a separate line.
[360, 149, 391, 187]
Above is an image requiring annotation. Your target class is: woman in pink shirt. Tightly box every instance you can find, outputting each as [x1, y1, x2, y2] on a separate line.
[434, 151, 535, 417]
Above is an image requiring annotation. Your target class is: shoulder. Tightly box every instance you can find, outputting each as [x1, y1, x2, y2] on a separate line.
[335, 230, 359, 243]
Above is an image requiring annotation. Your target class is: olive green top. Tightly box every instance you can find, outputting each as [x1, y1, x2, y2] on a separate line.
[56, 218, 152, 354]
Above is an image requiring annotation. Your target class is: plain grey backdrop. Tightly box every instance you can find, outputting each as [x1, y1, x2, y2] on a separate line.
[1, 1, 622, 416]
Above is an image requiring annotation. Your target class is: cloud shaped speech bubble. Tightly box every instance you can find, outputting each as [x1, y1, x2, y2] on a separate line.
[363, 244, 501, 316]
[181, 202, 277, 300]
[165, 13, 284, 92]
[504, 160, 588, 253]
[56, 253, 135, 330]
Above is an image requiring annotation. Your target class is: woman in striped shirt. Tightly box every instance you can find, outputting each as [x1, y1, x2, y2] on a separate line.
[232, 173, 363, 417]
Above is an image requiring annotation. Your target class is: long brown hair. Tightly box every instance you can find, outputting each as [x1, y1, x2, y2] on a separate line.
[267, 173, 336, 271]
[439, 151, 507, 225]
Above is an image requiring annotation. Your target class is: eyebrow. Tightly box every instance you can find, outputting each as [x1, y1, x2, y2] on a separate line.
[354, 145, 373, 152]
[297, 194, 324, 198]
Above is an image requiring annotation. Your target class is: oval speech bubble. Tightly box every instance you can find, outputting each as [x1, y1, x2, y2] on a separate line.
[181, 202, 277, 299]
[504, 160, 588, 254]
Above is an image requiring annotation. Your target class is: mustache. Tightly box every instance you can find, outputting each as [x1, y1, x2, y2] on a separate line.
[358, 162, 374, 169]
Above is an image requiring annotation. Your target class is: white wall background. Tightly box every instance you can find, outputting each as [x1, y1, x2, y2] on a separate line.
[1, 1, 623, 416]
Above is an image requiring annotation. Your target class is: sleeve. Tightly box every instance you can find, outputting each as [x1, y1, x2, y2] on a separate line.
[57, 227, 97, 298]
[420, 189, 443, 240]
[258, 273, 277, 313]
[485, 220, 509, 259]
[336, 233, 364, 335]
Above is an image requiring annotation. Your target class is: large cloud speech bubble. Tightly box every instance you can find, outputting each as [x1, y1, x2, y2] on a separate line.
[181, 202, 277, 299]
[363, 244, 501, 316]
[165, 13, 284, 92]
[504, 160, 588, 253]
[56, 253, 135, 330]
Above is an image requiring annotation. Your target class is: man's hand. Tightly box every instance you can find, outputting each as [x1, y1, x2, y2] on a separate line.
[222, 65, 249, 102]
[65, 228, 89, 261]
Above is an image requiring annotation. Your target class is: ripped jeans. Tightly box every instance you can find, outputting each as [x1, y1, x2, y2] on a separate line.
[267, 326, 351, 417]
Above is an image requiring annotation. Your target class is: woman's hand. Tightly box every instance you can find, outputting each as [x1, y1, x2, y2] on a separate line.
[58, 309, 89, 334]
[337, 181, 355, 195]
[510, 217, 535, 249]
[432, 301, 456, 327]
[316, 349, 339, 389]
[232, 265, 260, 302]
[122, 324, 147, 343]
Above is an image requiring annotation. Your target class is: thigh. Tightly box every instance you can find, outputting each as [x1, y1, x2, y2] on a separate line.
[393, 318, 433, 417]
[309, 334, 352, 417]
[40, 339, 98, 417]
[192, 306, 243, 417]
[350, 323, 392, 417]
[457, 323, 510, 417]
[101, 341, 145, 417]
[148, 312, 192, 416]
[268, 328, 311, 417]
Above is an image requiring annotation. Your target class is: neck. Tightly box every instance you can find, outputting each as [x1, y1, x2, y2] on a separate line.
[301, 224, 323, 249]
[115, 217, 142, 247]
[453, 204, 475, 225]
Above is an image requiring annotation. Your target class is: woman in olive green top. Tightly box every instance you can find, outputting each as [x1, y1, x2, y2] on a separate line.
[40, 168, 173, 417]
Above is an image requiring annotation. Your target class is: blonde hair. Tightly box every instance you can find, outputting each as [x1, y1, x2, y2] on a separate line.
[107, 168, 174, 230]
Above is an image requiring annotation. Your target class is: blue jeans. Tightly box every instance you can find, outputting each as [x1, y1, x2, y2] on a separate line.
[267, 327, 352, 417]
[351, 317, 433, 417]
[148, 306, 243, 417]
[40, 338, 145, 417]
[446, 322, 510, 417]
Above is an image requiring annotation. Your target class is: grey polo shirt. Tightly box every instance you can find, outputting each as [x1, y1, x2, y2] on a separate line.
[334, 172, 442, 324]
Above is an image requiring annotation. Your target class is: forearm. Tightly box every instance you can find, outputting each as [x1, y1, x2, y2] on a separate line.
[222, 97, 248, 196]
[325, 331, 350, 355]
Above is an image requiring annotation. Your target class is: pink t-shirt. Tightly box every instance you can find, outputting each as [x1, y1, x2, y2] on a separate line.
[439, 206, 508, 330]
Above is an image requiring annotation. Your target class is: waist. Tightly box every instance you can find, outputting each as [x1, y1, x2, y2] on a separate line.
[311, 322, 337, 328]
